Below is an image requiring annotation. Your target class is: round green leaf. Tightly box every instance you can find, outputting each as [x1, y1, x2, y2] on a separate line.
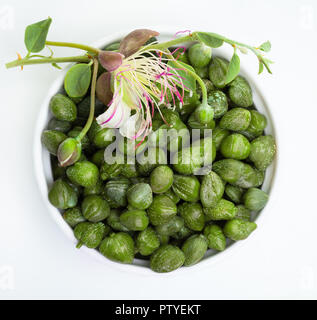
[64, 64, 92, 98]
[196, 32, 224, 48]
[24, 17, 52, 53]
[225, 52, 240, 84]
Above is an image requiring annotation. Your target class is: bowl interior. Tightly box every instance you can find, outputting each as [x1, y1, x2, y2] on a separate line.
[33, 30, 277, 275]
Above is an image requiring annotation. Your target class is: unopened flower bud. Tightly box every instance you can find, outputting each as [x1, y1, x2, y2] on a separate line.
[194, 103, 214, 125]
[57, 137, 82, 167]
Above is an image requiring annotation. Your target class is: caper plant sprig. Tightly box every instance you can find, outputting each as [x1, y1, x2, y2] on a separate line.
[5, 17, 273, 168]
[145, 31, 273, 75]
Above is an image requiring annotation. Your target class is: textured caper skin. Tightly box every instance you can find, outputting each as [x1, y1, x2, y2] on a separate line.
[150, 166, 174, 194]
[93, 128, 115, 149]
[172, 147, 195, 175]
[208, 57, 229, 88]
[156, 124, 189, 153]
[157, 234, 170, 245]
[51, 158, 66, 179]
[204, 199, 237, 221]
[220, 133, 251, 160]
[207, 90, 228, 118]
[155, 216, 184, 236]
[219, 108, 251, 131]
[150, 245, 185, 273]
[178, 202, 205, 231]
[187, 112, 215, 134]
[147, 195, 177, 226]
[163, 189, 180, 204]
[204, 224, 226, 251]
[172, 225, 193, 240]
[41, 130, 67, 155]
[240, 110, 267, 140]
[83, 179, 103, 196]
[228, 76, 253, 108]
[121, 164, 139, 178]
[103, 178, 130, 208]
[136, 227, 160, 256]
[136, 148, 166, 176]
[107, 209, 129, 232]
[66, 161, 99, 188]
[161, 109, 184, 128]
[99, 232, 134, 264]
[224, 219, 257, 241]
[100, 162, 122, 180]
[213, 159, 263, 188]
[49, 93, 77, 121]
[48, 118, 72, 133]
[192, 136, 216, 167]
[175, 91, 200, 117]
[88, 120, 115, 148]
[212, 126, 230, 150]
[225, 185, 244, 204]
[249, 135, 276, 170]
[200, 171, 224, 208]
[63, 207, 85, 227]
[172, 175, 200, 202]
[82, 195, 110, 222]
[48, 179, 78, 209]
[203, 79, 216, 93]
[235, 205, 251, 221]
[120, 210, 149, 231]
[90, 149, 105, 167]
[182, 234, 208, 266]
[74, 222, 106, 249]
[195, 66, 208, 78]
[194, 103, 214, 125]
[127, 183, 153, 209]
[74, 222, 90, 242]
[243, 188, 269, 211]
[188, 43, 212, 68]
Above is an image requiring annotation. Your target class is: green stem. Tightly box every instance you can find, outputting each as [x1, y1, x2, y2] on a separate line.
[146, 35, 194, 51]
[183, 66, 208, 105]
[166, 52, 207, 105]
[76, 241, 83, 249]
[5, 55, 91, 69]
[77, 58, 99, 141]
[147, 31, 271, 74]
[46, 41, 100, 54]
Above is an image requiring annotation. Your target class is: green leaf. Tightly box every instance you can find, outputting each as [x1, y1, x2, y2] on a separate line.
[258, 61, 264, 74]
[64, 64, 92, 98]
[168, 60, 196, 92]
[262, 58, 273, 74]
[52, 62, 62, 70]
[259, 41, 271, 52]
[24, 17, 52, 53]
[195, 32, 224, 48]
[225, 52, 240, 84]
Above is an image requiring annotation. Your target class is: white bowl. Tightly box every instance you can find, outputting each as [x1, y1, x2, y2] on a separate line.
[33, 29, 278, 275]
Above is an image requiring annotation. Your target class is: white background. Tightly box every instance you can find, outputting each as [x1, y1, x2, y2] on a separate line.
[0, 0, 317, 299]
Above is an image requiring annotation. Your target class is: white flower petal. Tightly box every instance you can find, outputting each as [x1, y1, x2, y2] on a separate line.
[119, 112, 147, 139]
[120, 112, 147, 139]
[96, 100, 131, 129]
[119, 113, 138, 138]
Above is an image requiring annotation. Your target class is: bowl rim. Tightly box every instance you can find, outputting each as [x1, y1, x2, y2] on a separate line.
[33, 27, 279, 276]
